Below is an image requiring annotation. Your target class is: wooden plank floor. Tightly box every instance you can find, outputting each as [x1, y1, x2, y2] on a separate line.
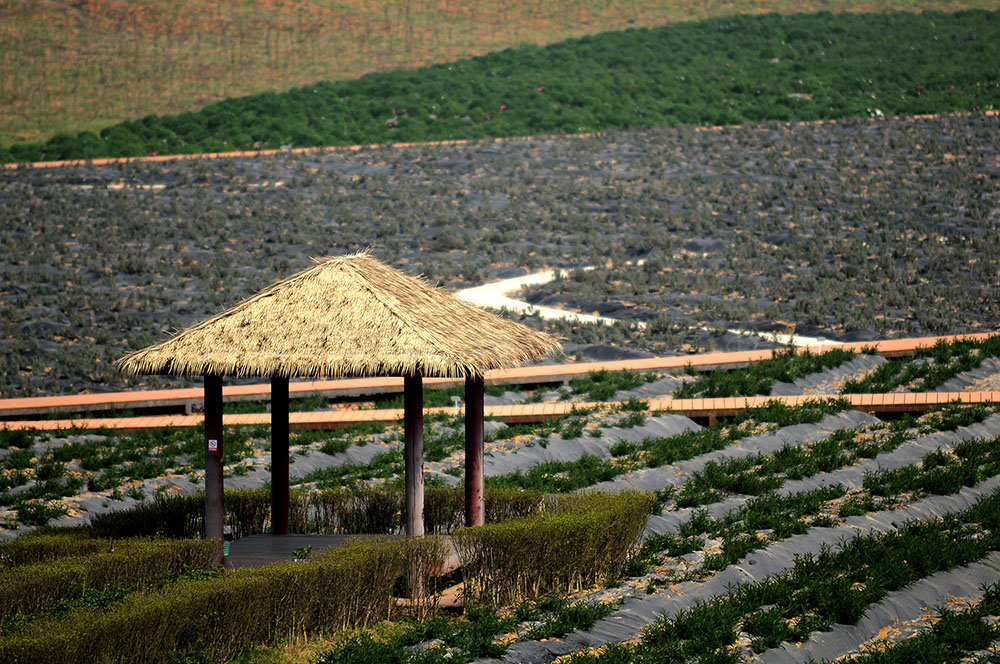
[225, 533, 400, 569]
[225, 533, 461, 574]
[2, 332, 994, 418]
[4, 391, 998, 433]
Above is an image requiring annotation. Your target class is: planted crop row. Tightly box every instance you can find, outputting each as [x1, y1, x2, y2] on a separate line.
[0, 425, 264, 528]
[568, 487, 1000, 662]
[486, 399, 852, 493]
[567, 369, 661, 402]
[316, 596, 615, 664]
[841, 334, 1000, 393]
[659, 336, 1000, 399]
[0, 416, 400, 529]
[818, 583, 1000, 663]
[3, 111, 995, 397]
[669, 403, 992, 508]
[637, 429, 1000, 584]
[5, 10, 999, 162]
[674, 346, 858, 398]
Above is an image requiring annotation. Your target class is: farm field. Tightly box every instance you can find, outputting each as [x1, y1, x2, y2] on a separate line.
[5, 9, 999, 162]
[3, 3, 1000, 661]
[2, 1, 997, 148]
[4, 367, 1000, 662]
[2, 112, 997, 398]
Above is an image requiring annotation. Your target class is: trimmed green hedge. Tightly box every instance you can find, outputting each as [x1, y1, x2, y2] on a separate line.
[0, 536, 445, 664]
[454, 491, 654, 606]
[0, 538, 218, 627]
[0, 532, 117, 567]
[3, 10, 998, 162]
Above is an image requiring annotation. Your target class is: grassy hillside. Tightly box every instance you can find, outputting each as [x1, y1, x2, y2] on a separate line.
[3, 9, 998, 163]
[1, 0, 996, 148]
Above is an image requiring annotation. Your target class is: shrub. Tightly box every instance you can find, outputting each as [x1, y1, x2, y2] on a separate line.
[0, 538, 219, 627]
[89, 493, 203, 539]
[82, 486, 545, 539]
[454, 491, 653, 606]
[0, 537, 445, 664]
[0, 533, 113, 567]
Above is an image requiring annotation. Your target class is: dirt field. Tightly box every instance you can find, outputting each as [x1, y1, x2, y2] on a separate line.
[1, 112, 997, 397]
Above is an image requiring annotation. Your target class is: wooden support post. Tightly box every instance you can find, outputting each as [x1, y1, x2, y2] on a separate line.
[404, 373, 424, 538]
[204, 374, 224, 541]
[465, 375, 485, 527]
[270, 376, 290, 535]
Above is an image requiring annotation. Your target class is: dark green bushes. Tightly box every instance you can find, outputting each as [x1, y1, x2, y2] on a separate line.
[454, 491, 653, 606]
[0, 495, 642, 663]
[0, 533, 117, 567]
[4, 10, 999, 162]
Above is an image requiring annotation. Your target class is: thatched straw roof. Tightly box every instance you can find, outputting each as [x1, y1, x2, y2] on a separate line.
[117, 252, 560, 379]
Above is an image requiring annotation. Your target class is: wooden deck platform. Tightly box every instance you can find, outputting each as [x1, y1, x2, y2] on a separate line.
[225, 533, 461, 573]
[225, 533, 400, 569]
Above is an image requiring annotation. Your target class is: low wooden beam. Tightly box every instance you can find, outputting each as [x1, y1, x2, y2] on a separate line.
[204, 374, 225, 541]
[270, 376, 290, 535]
[404, 373, 425, 538]
[465, 375, 485, 527]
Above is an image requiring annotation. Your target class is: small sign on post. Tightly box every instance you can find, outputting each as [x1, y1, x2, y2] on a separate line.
[208, 438, 219, 452]
[451, 395, 462, 416]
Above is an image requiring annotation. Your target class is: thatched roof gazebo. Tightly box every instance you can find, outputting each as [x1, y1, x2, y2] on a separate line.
[117, 252, 559, 540]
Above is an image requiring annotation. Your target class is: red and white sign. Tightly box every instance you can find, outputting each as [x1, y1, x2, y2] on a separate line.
[208, 439, 219, 452]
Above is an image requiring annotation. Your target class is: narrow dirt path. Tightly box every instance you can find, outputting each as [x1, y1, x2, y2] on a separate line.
[454, 266, 843, 347]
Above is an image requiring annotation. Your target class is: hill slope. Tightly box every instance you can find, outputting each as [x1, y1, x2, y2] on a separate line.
[3, 0, 996, 146]
[3, 9, 998, 162]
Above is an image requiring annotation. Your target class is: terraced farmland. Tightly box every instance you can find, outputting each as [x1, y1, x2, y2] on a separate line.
[3, 340, 1000, 661]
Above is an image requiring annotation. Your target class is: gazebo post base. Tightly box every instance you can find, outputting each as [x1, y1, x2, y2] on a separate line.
[270, 376, 290, 535]
[465, 375, 485, 527]
[204, 374, 225, 543]
[404, 373, 424, 538]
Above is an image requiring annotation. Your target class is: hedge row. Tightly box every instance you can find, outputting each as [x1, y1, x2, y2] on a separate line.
[3, 10, 998, 162]
[0, 538, 218, 627]
[0, 493, 652, 663]
[0, 536, 443, 664]
[87, 486, 543, 539]
[455, 491, 654, 606]
[0, 532, 119, 567]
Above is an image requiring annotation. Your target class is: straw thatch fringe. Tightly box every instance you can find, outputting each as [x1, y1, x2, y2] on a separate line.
[116, 252, 560, 379]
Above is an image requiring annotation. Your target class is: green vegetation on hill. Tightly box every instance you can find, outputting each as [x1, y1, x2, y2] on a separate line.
[4, 10, 997, 163]
[4, 1, 992, 146]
